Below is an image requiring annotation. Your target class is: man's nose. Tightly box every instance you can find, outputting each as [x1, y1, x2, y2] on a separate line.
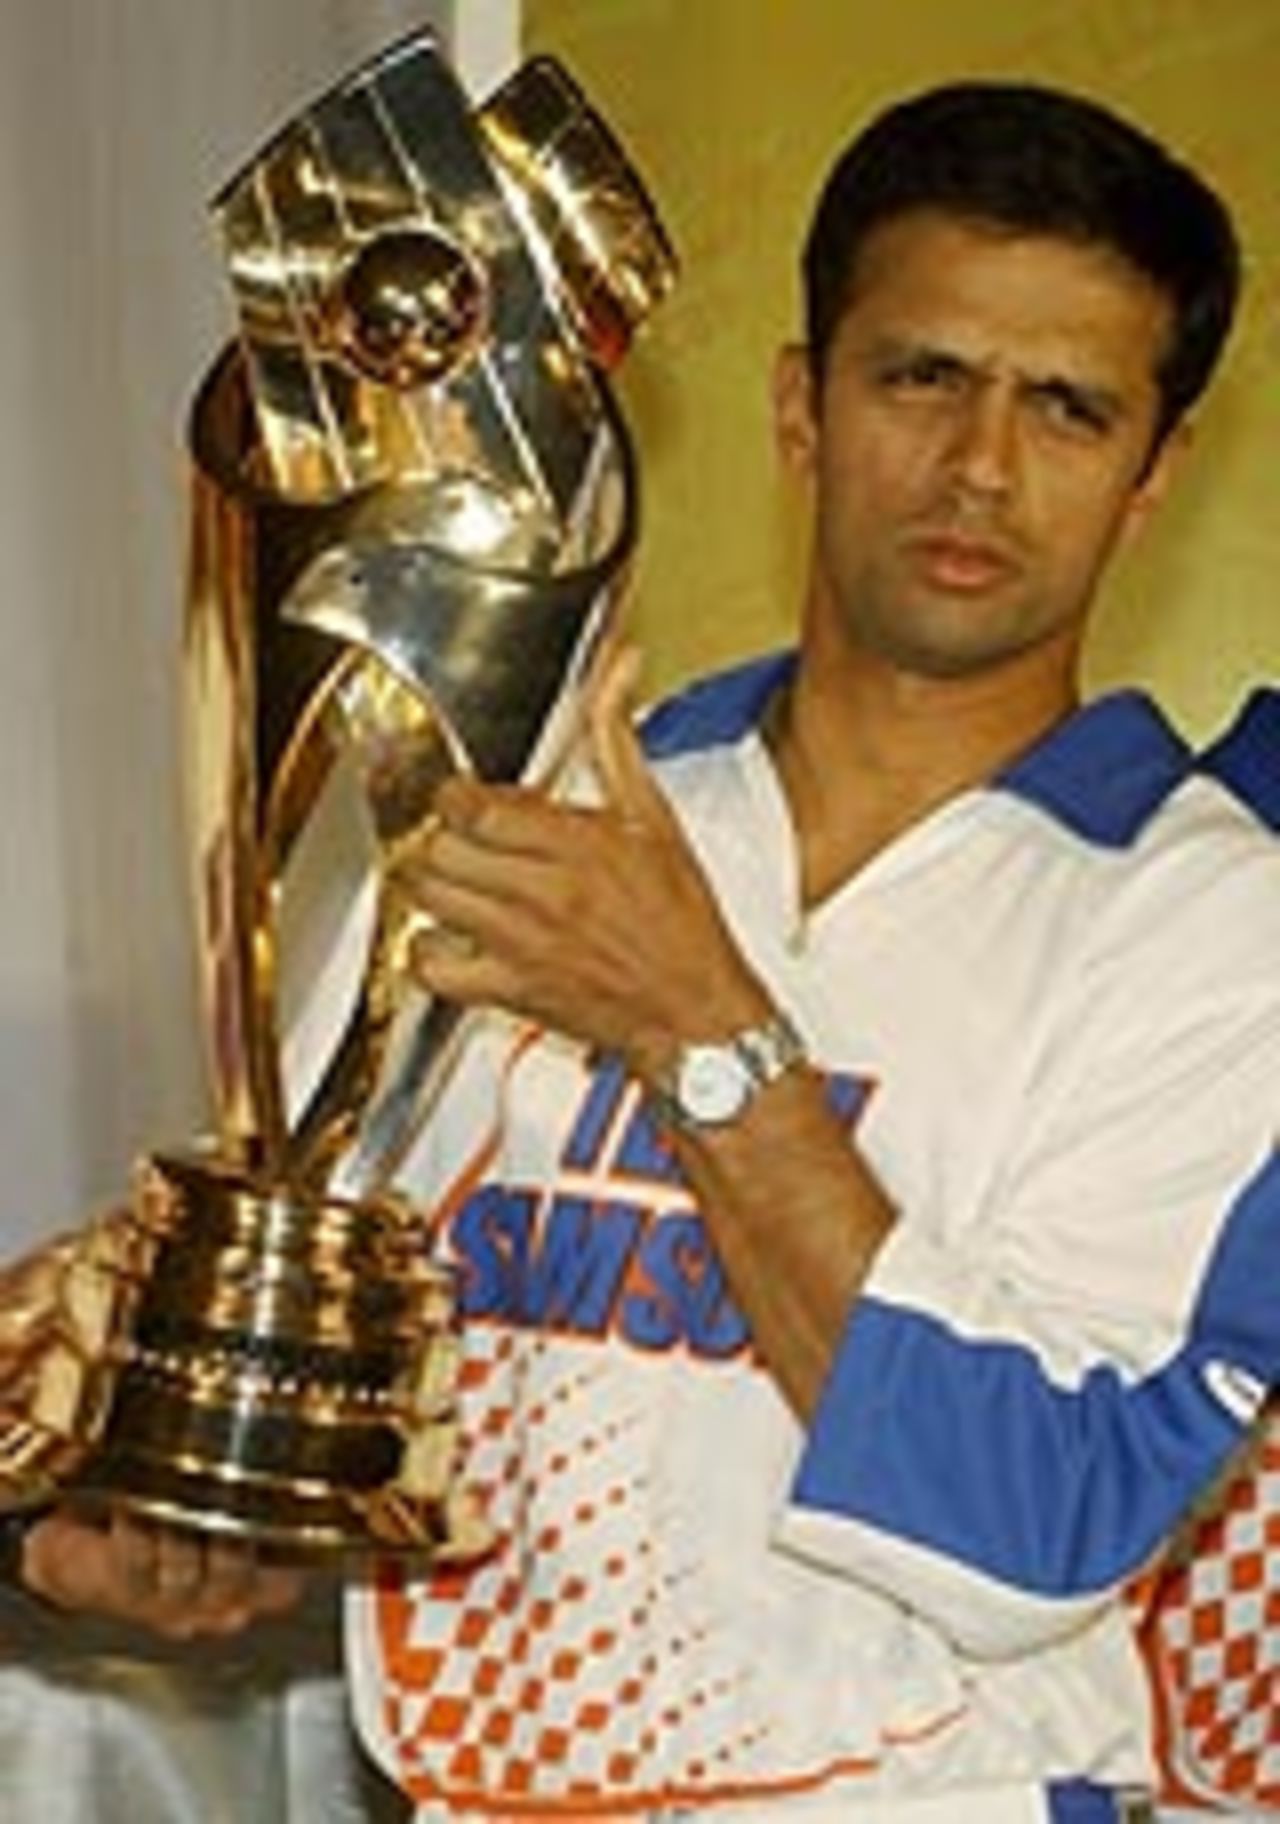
[946, 381, 1018, 499]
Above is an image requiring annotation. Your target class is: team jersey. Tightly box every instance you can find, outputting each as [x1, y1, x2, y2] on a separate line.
[346, 656, 1280, 1823]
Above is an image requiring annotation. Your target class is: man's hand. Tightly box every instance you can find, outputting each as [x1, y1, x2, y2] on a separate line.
[17, 1506, 305, 1640]
[399, 647, 772, 1078]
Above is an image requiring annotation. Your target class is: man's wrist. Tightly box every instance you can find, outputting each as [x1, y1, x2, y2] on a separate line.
[625, 973, 780, 1089]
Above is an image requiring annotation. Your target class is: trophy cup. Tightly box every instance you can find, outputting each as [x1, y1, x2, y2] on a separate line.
[0, 32, 674, 1555]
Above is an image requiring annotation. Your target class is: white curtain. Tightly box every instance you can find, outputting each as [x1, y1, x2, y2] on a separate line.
[0, 4, 518, 1819]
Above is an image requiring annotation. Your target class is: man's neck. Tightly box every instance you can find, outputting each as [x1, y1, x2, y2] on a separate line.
[765, 644, 1079, 906]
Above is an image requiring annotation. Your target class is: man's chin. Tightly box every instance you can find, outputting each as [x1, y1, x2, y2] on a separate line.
[858, 615, 1068, 685]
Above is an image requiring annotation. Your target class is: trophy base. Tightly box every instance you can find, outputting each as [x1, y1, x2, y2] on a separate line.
[76, 1447, 452, 1556]
[70, 1149, 474, 1560]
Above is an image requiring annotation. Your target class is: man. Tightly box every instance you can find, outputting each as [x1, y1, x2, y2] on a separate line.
[341, 81, 1280, 1824]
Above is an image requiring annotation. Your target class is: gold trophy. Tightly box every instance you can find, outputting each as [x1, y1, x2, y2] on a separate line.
[0, 32, 674, 1555]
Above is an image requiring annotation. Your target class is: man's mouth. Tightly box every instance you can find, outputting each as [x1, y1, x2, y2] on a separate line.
[906, 533, 1019, 593]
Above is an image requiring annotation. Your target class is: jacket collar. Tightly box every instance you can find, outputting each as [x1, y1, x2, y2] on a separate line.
[642, 651, 1190, 849]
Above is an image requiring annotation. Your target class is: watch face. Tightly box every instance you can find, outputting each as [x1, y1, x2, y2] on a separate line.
[677, 1044, 750, 1126]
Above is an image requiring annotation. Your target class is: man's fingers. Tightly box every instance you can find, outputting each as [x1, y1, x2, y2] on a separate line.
[584, 636, 641, 738]
[108, 1516, 210, 1635]
[406, 919, 522, 1008]
[430, 776, 565, 856]
[112, 1510, 163, 1598]
[194, 1536, 303, 1632]
[576, 615, 628, 716]
[21, 1506, 305, 1639]
[234, 1548, 306, 1618]
[586, 644, 672, 833]
[164, 1532, 254, 1630]
[151, 1526, 207, 1603]
[401, 789, 627, 916]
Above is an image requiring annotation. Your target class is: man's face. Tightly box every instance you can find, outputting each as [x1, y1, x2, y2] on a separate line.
[775, 209, 1179, 684]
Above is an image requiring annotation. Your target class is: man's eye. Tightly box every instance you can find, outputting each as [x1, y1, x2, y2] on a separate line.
[879, 355, 966, 393]
[1032, 383, 1112, 435]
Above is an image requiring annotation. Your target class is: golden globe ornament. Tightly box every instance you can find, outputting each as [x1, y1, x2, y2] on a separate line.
[329, 229, 488, 389]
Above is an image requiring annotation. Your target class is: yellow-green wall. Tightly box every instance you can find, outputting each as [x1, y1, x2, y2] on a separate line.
[526, 0, 1280, 740]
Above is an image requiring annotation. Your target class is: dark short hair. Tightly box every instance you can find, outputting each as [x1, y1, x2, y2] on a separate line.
[803, 82, 1241, 443]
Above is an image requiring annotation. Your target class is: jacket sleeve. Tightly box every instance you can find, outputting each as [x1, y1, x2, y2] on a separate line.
[774, 837, 1280, 1662]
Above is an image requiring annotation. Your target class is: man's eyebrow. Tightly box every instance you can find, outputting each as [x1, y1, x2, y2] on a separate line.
[861, 332, 966, 362]
[867, 334, 1133, 406]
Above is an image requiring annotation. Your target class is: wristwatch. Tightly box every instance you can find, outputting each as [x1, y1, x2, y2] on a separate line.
[653, 1009, 808, 1131]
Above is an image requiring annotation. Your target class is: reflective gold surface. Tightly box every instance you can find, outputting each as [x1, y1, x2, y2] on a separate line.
[187, 30, 673, 1195]
[15, 30, 675, 1552]
[328, 227, 489, 390]
[479, 56, 677, 370]
[80, 1153, 480, 1552]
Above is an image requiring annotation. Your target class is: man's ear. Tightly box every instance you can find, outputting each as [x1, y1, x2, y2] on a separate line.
[1119, 418, 1193, 549]
[773, 343, 819, 479]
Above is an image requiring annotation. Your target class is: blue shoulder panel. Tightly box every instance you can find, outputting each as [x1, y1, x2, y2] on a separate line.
[994, 690, 1191, 848]
[639, 651, 797, 758]
[1198, 687, 1280, 830]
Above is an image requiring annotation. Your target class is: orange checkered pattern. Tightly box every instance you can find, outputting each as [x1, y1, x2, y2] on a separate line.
[375, 1325, 772, 1809]
[368, 1313, 918, 1814]
[1137, 1407, 1280, 1812]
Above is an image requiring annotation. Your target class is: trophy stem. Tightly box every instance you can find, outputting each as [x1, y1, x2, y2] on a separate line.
[323, 997, 466, 1201]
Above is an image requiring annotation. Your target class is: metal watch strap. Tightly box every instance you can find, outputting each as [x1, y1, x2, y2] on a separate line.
[732, 1010, 807, 1087]
[653, 1008, 808, 1132]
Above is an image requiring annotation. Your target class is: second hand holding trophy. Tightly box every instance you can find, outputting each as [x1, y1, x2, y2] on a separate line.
[3, 33, 674, 1557]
